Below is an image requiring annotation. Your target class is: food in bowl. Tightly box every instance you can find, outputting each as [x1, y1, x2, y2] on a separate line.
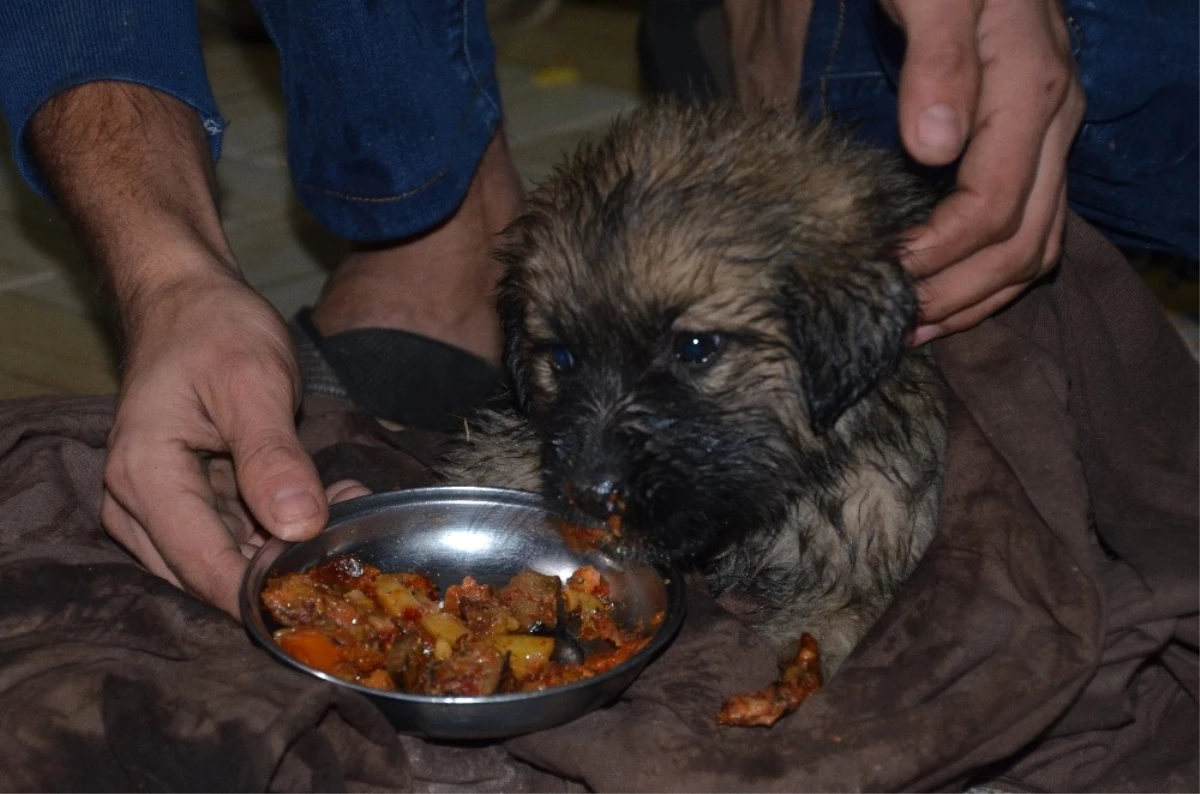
[261, 553, 661, 696]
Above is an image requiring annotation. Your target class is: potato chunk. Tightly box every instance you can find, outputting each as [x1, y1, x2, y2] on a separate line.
[487, 635, 554, 681]
[420, 610, 470, 649]
[371, 573, 435, 621]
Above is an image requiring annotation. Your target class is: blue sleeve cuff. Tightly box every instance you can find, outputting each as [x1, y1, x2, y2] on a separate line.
[0, 0, 226, 204]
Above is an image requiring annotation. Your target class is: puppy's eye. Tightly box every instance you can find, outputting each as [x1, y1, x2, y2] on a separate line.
[549, 344, 577, 373]
[674, 332, 724, 365]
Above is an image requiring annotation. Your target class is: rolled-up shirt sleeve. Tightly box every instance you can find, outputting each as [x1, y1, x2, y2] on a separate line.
[0, 0, 225, 202]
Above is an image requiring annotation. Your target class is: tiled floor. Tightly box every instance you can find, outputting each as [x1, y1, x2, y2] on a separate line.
[0, 1, 644, 399]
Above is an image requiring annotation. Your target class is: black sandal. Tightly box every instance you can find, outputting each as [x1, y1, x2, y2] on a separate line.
[289, 307, 510, 433]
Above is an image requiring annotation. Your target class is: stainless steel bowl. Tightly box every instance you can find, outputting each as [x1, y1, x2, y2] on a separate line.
[240, 486, 686, 740]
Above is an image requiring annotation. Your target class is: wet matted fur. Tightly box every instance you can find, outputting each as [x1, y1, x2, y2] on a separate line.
[439, 102, 948, 674]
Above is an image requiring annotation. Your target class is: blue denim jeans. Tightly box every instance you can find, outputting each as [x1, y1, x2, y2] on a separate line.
[249, 0, 502, 241]
[800, 0, 1199, 259]
[0, 0, 502, 242]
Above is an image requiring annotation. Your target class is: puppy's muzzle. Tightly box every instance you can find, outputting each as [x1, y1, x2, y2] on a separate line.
[563, 470, 627, 522]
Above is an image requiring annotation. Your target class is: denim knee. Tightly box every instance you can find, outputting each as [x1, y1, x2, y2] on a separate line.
[251, 0, 503, 242]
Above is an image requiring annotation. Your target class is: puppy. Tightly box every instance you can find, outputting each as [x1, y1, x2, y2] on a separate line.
[440, 102, 948, 675]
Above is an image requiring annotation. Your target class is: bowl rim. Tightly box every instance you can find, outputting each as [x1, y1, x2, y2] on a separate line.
[240, 485, 687, 705]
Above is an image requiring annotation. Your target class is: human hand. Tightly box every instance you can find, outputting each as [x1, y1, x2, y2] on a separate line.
[22, 83, 371, 615]
[207, 457, 372, 557]
[881, 0, 1086, 343]
[100, 272, 365, 615]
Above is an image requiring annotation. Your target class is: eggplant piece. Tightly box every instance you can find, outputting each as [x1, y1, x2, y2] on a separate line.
[498, 570, 561, 631]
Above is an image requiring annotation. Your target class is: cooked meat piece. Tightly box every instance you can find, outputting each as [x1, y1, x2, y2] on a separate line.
[262, 572, 365, 630]
[445, 577, 522, 635]
[461, 603, 522, 636]
[715, 634, 822, 728]
[499, 570, 561, 631]
[308, 554, 377, 592]
[442, 576, 494, 616]
[426, 642, 507, 697]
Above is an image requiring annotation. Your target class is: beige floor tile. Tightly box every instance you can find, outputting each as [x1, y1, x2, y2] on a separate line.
[224, 212, 340, 288]
[0, 370, 60, 401]
[258, 272, 328, 320]
[0, 293, 119, 395]
[208, 35, 286, 170]
[218, 89, 288, 169]
[217, 158, 296, 223]
[0, 209, 83, 291]
[0, 135, 50, 216]
[499, 63, 640, 148]
[12, 273, 107, 316]
[203, 37, 280, 105]
[495, 1, 643, 95]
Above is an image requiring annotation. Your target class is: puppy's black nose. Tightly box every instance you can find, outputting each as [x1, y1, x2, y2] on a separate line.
[564, 474, 626, 520]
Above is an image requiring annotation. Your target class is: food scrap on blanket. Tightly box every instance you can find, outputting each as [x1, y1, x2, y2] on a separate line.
[716, 633, 823, 727]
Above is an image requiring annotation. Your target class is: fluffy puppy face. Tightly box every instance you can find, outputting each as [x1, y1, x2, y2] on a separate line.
[496, 103, 932, 563]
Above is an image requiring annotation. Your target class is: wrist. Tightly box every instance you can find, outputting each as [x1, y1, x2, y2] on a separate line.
[116, 254, 251, 348]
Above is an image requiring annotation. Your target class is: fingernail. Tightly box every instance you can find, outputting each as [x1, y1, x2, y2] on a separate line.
[909, 325, 943, 347]
[917, 104, 964, 154]
[271, 486, 320, 525]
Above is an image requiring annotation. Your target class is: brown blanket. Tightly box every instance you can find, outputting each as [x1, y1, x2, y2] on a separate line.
[0, 217, 1195, 792]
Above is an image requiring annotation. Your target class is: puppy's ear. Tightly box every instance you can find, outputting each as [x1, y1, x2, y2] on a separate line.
[788, 259, 917, 434]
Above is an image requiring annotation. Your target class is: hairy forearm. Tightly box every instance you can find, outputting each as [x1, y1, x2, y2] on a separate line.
[27, 81, 239, 330]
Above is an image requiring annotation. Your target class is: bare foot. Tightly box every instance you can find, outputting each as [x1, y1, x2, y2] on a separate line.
[309, 129, 523, 366]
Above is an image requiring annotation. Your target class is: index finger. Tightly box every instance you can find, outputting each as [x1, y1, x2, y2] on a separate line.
[125, 441, 251, 615]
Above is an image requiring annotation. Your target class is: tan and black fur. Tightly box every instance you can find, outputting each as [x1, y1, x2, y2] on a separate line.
[440, 102, 948, 675]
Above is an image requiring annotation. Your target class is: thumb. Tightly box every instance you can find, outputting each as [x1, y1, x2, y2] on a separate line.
[223, 377, 328, 542]
[889, 0, 983, 167]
